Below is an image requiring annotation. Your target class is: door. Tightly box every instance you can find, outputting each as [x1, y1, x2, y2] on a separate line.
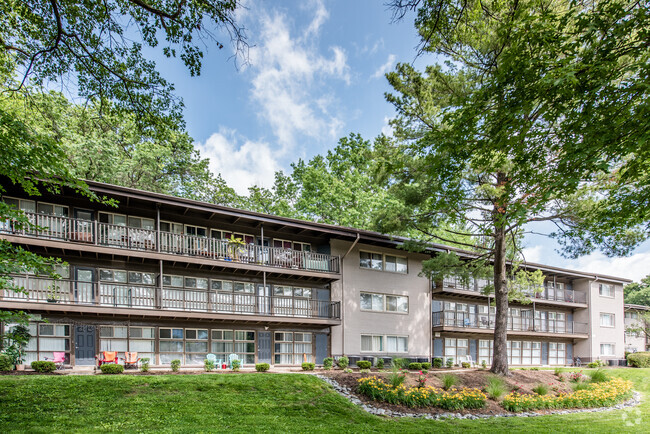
[75, 267, 95, 304]
[316, 289, 330, 318]
[75, 325, 96, 365]
[315, 333, 328, 364]
[257, 285, 270, 314]
[258, 331, 272, 364]
[73, 209, 94, 242]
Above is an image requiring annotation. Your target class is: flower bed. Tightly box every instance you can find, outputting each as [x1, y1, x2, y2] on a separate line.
[502, 378, 633, 412]
[357, 376, 486, 410]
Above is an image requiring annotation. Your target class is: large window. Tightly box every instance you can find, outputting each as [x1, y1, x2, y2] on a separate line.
[272, 286, 312, 316]
[18, 323, 71, 365]
[129, 327, 155, 361]
[478, 339, 493, 365]
[360, 334, 407, 354]
[100, 326, 128, 353]
[274, 332, 312, 364]
[444, 338, 468, 364]
[211, 329, 255, 364]
[599, 283, 614, 297]
[360, 292, 408, 313]
[600, 343, 615, 356]
[159, 327, 184, 364]
[548, 342, 566, 365]
[359, 251, 407, 273]
[625, 312, 639, 320]
[361, 334, 383, 352]
[600, 313, 615, 327]
[185, 329, 209, 364]
[100, 269, 155, 307]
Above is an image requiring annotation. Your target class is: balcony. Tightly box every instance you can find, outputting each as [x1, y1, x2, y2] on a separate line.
[433, 277, 587, 305]
[1, 276, 341, 323]
[0, 213, 340, 274]
[432, 310, 588, 336]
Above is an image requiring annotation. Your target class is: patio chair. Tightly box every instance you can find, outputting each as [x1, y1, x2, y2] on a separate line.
[45, 352, 66, 370]
[228, 353, 241, 369]
[122, 352, 141, 369]
[96, 351, 119, 367]
[206, 353, 218, 369]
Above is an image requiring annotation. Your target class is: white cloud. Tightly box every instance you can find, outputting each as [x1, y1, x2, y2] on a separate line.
[381, 116, 394, 137]
[372, 54, 396, 79]
[195, 129, 279, 195]
[565, 251, 650, 283]
[247, 2, 350, 151]
[521, 245, 544, 264]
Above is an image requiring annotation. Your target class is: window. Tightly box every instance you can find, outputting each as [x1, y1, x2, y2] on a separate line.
[211, 329, 255, 364]
[384, 255, 408, 273]
[359, 251, 407, 273]
[360, 292, 408, 313]
[386, 336, 408, 353]
[359, 251, 383, 270]
[478, 340, 493, 365]
[185, 329, 208, 364]
[37, 202, 68, 217]
[129, 327, 154, 361]
[163, 275, 184, 287]
[600, 313, 615, 327]
[100, 269, 127, 283]
[127, 216, 155, 230]
[160, 328, 184, 364]
[548, 342, 566, 365]
[600, 343, 615, 356]
[100, 326, 128, 353]
[444, 338, 468, 364]
[4, 197, 36, 213]
[19, 323, 71, 365]
[274, 332, 312, 364]
[599, 283, 614, 297]
[625, 312, 639, 320]
[98, 212, 127, 226]
[360, 335, 384, 352]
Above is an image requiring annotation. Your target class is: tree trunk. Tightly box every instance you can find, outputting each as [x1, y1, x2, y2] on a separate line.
[490, 173, 510, 376]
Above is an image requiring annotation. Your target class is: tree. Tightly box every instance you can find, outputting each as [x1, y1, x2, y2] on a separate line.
[625, 275, 650, 307]
[385, 0, 648, 374]
[626, 311, 650, 348]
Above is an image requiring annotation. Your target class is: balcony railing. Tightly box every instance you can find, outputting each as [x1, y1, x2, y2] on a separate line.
[2, 276, 341, 320]
[434, 277, 587, 304]
[432, 310, 588, 335]
[0, 213, 340, 274]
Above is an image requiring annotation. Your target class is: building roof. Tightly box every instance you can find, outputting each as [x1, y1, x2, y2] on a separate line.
[625, 304, 650, 311]
[82, 179, 632, 284]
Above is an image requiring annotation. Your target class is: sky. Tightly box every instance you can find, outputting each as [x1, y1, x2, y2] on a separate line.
[147, 0, 649, 283]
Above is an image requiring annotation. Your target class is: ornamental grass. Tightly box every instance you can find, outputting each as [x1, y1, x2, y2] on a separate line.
[357, 376, 486, 410]
[502, 378, 632, 412]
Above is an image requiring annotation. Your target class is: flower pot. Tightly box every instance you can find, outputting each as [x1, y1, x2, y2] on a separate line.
[47, 299, 58, 303]
[15, 364, 25, 371]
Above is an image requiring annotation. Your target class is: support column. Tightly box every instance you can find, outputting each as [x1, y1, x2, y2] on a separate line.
[158, 259, 163, 309]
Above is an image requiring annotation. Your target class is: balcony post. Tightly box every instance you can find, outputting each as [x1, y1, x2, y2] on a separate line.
[93, 219, 98, 245]
[157, 259, 163, 309]
[156, 204, 160, 252]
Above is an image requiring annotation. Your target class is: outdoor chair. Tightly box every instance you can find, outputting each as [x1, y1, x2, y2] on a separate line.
[45, 352, 66, 370]
[96, 351, 119, 367]
[228, 353, 241, 369]
[206, 353, 218, 368]
[122, 352, 141, 369]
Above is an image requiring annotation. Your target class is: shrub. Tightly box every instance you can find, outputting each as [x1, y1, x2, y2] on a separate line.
[421, 369, 429, 374]
[343, 368, 353, 373]
[461, 362, 471, 369]
[323, 357, 333, 369]
[171, 359, 181, 372]
[356, 360, 372, 369]
[408, 362, 422, 370]
[302, 362, 315, 371]
[337, 356, 349, 369]
[571, 381, 591, 392]
[532, 383, 549, 395]
[529, 367, 539, 371]
[588, 368, 609, 383]
[392, 358, 408, 369]
[388, 369, 406, 387]
[569, 371, 585, 383]
[421, 362, 431, 370]
[554, 367, 564, 376]
[480, 360, 487, 369]
[440, 373, 459, 390]
[140, 358, 150, 372]
[31, 361, 56, 373]
[484, 376, 506, 400]
[231, 359, 241, 371]
[359, 368, 371, 374]
[100, 363, 124, 374]
[445, 358, 454, 368]
[376, 358, 384, 369]
[358, 376, 486, 410]
[433, 358, 443, 368]
[255, 363, 270, 372]
[0, 354, 12, 371]
[627, 352, 650, 368]
[587, 359, 605, 368]
[204, 359, 215, 372]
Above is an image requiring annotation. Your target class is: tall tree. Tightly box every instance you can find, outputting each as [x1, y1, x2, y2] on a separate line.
[625, 275, 650, 307]
[385, 0, 648, 374]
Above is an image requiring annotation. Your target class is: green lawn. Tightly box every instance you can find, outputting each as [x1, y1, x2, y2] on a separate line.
[0, 368, 647, 433]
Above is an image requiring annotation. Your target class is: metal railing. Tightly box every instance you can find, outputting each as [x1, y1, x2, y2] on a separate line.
[434, 278, 587, 304]
[2, 276, 341, 320]
[1, 212, 340, 273]
[432, 310, 588, 335]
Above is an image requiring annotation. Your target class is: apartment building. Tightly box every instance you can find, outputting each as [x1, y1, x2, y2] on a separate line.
[0, 180, 632, 367]
[624, 304, 649, 353]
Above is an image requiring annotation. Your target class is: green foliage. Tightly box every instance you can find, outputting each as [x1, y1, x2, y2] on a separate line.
[356, 361, 372, 369]
[421, 362, 431, 370]
[445, 358, 454, 369]
[322, 357, 333, 369]
[100, 364, 124, 375]
[391, 358, 408, 369]
[0, 353, 12, 371]
[343, 368, 353, 374]
[140, 358, 150, 373]
[387, 369, 407, 388]
[255, 363, 270, 372]
[171, 360, 181, 372]
[408, 362, 422, 370]
[627, 352, 650, 368]
[30, 361, 56, 373]
[589, 369, 610, 383]
[230, 360, 240, 371]
[440, 373, 458, 391]
[433, 358, 443, 368]
[532, 384, 549, 396]
[484, 376, 506, 400]
[571, 381, 592, 392]
[301, 363, 315, 371]
[625, 276, 650, 306]
[376, 358, 384, 369]
[204, 359, 215, 372]
[337, 357, 349, 369]
[480, 360, 487, 370]
[588, 360, 606, 368]
[461, 362, 471, 369]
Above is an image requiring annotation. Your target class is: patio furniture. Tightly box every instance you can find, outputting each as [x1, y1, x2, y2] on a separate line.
[96, 351, 119, 367]
[44, 352, 66, 370]
[122, 352, 141, 369]
[228, 353, 241, 369]
[206, 353, 218, 368]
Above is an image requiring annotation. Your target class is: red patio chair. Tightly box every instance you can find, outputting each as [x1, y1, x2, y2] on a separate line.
[122, 352, 141, 369]
[96, 351, 119, 367]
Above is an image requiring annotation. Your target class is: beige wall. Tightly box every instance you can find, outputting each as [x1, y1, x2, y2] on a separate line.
[330, 239, 431, 359]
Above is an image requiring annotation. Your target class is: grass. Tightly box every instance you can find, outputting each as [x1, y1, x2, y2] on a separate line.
[532, 383, 549, 396]
[485, 376, 507, 400]
[588, 369, 610, 383]
[0, 368, 648, 433]
[440, 373, 459, 390]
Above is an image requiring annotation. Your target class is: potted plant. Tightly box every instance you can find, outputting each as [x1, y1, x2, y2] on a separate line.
[5, 324, 31, 370]
[227, 235, 246, 262]
[46, 284, 59, 303]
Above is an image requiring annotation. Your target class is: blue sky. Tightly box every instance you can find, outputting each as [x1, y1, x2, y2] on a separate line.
[148, 0, 649, 282]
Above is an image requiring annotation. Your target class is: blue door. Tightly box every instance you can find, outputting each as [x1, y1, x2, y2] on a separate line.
[258, 331, 272, 364]
[75, 325, 96, 365]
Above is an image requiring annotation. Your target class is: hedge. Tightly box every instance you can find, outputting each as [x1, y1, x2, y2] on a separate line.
[255, 363, 270, 372]
[0, 354, 12, 371]
[356, 360, 372, 369]
[100, 363, 124, 374]
[302, 362, 315, 371]
[408, 362, 422, 370]
[31, 361, 56, 373]
[627, 352, 650, 368]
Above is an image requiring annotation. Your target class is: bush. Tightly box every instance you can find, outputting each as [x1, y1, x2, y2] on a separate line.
[588, 368, 609, 383]
[343, 368, 353, 373]
[408, 362, 422, 370]
[529, 367, 539, 371]
[170, 359, 181, 372]
[140, 358, 150, 372]
[421, 369, 429, 374]
[255, 363, 270, 372]
[554, 367, 564, 376]
[445, 358, 454, 368]
[627, 352, 650, 368]
[376, 358, 384, 369]
[302, 362, 315, 371]
[392, 358, 408, 369]
[461, 362, 471, 369]
[421, 362, 431, 370]
[571, 381, 591, 391]
[337, 356, 349, 369]
[388, 369, 406, 387]
[231, 359, 241, 371]
[100, 363, 124, 374]
[441, 373, 459, 390]
[480, 360, 487, 369]
[356, 360, 372, 369]
[484, 376, 506, 400]
[587, 359, 605, 368]
[0, 354, 13, 371]
[532, 383, 549, 396]
[323, 357, 333, 369]
[433, 358, 443, 368]
[204, 359, 215, 372]
[31, 361, 56, 373]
